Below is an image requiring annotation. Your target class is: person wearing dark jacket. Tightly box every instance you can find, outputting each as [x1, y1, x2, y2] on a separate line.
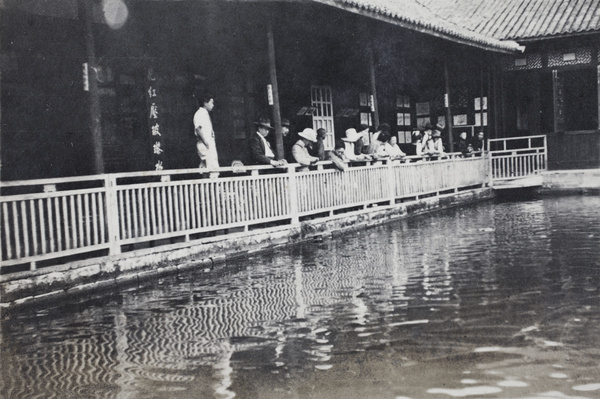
[472, 131, 486, 154]
[310, 128, 328, 160]
[248, 118, 287, 167]
[457, 131, 472, 157]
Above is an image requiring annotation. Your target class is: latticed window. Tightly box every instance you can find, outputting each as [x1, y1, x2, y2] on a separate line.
[311, 86, 335, 150]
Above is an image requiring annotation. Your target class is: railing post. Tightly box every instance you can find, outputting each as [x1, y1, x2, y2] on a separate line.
[387, 159, 396, 205]
[486, 152, 493, 187]
[287, 166, 300, 225]
[105, 174, 121, 255]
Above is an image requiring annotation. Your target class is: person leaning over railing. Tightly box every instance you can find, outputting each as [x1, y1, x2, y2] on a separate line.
[309, 128, 328, 161]
[292, 128, 320, 171]
[342, 128, 372, 162]
[458, 131, 473, 157]
[248, 118, 288, 167]
[367, 129, 392, 161]
[386, 135, 407, 160]
[327, 139, 349, 171]
[471, 131, 486, 156]
[423, 130, 446, 158]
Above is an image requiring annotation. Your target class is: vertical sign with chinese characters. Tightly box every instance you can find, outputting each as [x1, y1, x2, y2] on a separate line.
[147, 67, 163, 170]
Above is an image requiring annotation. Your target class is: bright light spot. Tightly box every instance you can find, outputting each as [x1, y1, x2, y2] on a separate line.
[521, 325, 539, 332]
[549, 373, 569, 379]
[474, 346, 501, 352]
[543, 340, 564, 347]
[428, 386, 502, 397]
[461, 379, 478, 384]
[388, 319, 429, 327]
[103, 0, 128, 29]
[315, 364, 332, 370]
[498, 379, 529, 387]
[572, 383, 600, 391]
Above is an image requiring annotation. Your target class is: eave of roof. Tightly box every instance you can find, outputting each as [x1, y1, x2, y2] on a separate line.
[417, 0, 600, 42]
[313, 0, 525, 53]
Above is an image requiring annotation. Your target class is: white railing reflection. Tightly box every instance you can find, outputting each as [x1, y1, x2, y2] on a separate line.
[1, 154, 488, 273]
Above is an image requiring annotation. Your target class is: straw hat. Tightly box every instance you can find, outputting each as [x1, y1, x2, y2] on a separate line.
[298, 128, 317, 142]
[342, 128, 362, 142]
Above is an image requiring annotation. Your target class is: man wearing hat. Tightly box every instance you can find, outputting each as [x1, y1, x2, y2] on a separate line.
[424, 129, 445, 157]
[421, 122, 435, 153]
[342, 128, 372, 162]
[292, 128, 320, 170]
[371, 123, 390, 144]
[248, 118, 287, 167]
[411, 126, 424, 156]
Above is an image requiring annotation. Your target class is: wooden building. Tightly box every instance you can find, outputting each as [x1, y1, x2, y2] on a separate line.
[420, 0, 600, 169]
[1, 0, 531, 180]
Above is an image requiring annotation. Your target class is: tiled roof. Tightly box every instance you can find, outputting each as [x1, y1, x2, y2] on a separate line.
[418, 0, 600, 40]
[314, 0, 524, 52]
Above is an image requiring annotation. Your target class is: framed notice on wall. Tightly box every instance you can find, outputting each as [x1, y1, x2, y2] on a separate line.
[453, 114, 468, 126]
[417, 117, 430, 128]
[416, 102, 430, 116]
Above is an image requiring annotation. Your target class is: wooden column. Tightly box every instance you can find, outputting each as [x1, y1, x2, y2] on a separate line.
[491, 60, 499, 139]
[0, 59, 2, 173]
[267, 18, 283, 160]
[78, 0, 104, 174]
[367, 44, 380, 129]
[480, 60, 485, 135]
[597, 65, 600, 130]
[500, 71, 507, 138]
[444, 61, 454, 152]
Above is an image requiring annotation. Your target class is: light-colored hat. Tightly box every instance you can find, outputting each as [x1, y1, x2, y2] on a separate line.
[342, 128, 362, 142]
[298, 128, 317, 142]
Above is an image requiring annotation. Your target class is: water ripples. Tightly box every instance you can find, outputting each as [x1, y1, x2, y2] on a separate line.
[2, 196, 600, 398]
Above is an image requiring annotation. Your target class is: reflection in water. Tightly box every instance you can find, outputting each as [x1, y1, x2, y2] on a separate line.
[1, 197, 600, 399]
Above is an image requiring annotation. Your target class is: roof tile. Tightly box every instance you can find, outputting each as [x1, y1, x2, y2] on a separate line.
[418, 0, 600, 40]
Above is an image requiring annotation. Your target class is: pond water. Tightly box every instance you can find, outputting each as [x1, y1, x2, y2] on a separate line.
[1, 196, 599, 399]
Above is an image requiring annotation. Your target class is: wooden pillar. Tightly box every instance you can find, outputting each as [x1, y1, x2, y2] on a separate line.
[500, 71, 506, 138]
[367, 44, 380, 129]
[597, 65, 600, 130]
[78, 0, 104, 174]
[0, 59, 2, 175]
[266, 18, 283, 160]
[490, 60, 499, 139]
[444, 61, 454, 152]
[480, 60, 485, 136]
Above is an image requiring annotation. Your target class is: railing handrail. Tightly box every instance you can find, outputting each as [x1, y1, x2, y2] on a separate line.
[489, 134, 547, 182]
[1, 153, 468, 191]
[1, 155, 489, 271]
[488, 134, 546, 143]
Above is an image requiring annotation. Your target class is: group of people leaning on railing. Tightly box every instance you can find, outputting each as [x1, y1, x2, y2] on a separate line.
[248, 118, 408, 172]
[247, 118, 487, 173]
[194, 95, 485, 177]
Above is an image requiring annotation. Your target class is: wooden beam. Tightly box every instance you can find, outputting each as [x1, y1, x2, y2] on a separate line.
[480, 59, 485, 136]
[78, 0, 104, 174]
[597, 65, 600, 131]
[267, 18, 283, 160]
[444, 61, 454, 152]
[367, 43, 380, 129]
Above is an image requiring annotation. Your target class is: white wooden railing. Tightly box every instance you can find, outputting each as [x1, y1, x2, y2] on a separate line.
[1, 154, 489, 274]
[488, 135, 547, 181]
